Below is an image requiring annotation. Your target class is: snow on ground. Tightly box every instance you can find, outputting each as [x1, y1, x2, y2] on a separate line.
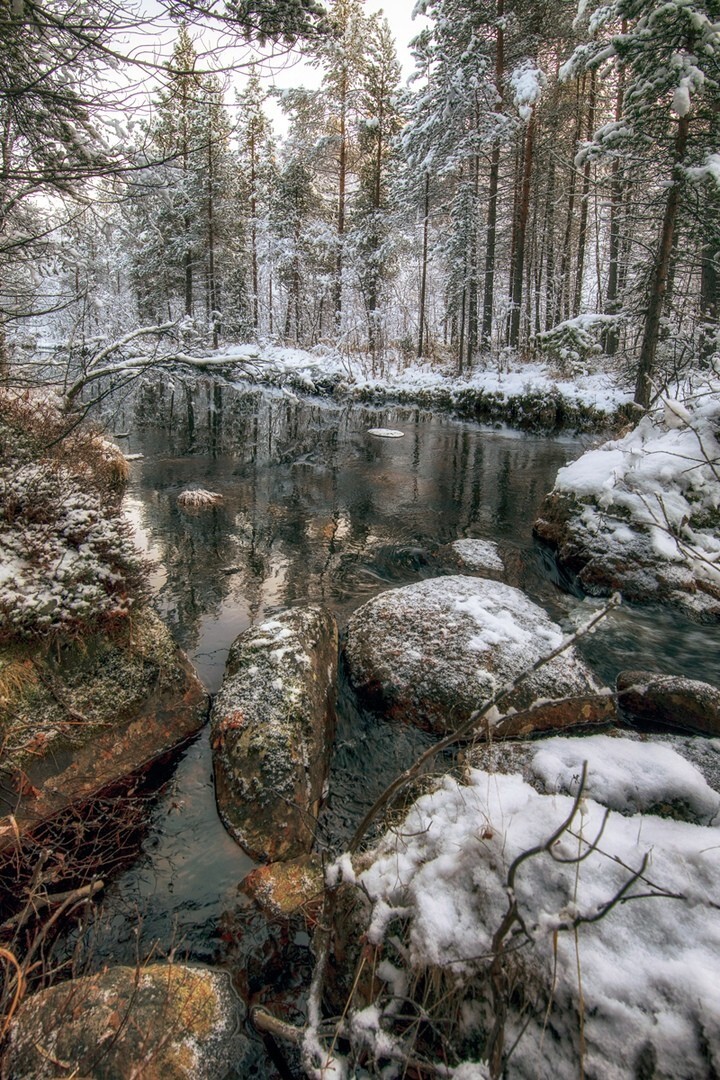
[219, 343, 630, 417]
[350, 757, 720, 1079]
[552, 379, 720, 592]
[532, 733, 720, 823]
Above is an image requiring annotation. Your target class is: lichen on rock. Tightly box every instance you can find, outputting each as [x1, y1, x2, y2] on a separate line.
[211, 605, 338, 862]
[0, 607, 208, 843]
[3, 963, 257, 1079]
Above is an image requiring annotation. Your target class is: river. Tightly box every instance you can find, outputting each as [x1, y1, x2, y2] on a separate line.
[82, 378, 720, 1035]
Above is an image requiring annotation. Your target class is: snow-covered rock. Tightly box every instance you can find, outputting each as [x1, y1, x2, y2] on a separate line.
[531, 732, 720, 823]
[447, 538, 505, 573]
[534, 386, 720, 620]
[211, 606, 337, 862]
[177, 487, 224, 508]
[350, 765, 720, 1079]
[344, 576, 614, 736]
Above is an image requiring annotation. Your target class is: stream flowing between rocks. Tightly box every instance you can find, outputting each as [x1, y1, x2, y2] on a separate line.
[79, 380, 720, 1052]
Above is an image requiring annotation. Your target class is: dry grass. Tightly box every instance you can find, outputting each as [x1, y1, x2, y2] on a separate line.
[0, 390, 129, 506]
[0, 658, 37, 709]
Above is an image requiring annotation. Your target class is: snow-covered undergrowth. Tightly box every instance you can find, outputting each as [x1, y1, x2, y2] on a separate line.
[219, 344, 630, 431]
[0, 392, 148, 641]
[331, 737, 720, 1079]
[548, 379, 720, 607]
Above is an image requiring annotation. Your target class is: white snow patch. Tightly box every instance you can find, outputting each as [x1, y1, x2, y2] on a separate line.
[357, 766, 720, 1078]
[532, 734, 720, 822]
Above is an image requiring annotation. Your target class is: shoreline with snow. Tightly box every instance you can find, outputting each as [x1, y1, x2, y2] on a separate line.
[219, 344, 633, 434]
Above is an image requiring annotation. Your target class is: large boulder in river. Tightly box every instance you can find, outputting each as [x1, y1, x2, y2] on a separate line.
[617, 670, 720, 737]
[3, 963, 256, 1079]
[345, 576, 614, 736]
[211, 606, 338, 862]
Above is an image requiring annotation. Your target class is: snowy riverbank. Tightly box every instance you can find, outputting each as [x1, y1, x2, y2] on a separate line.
[221, 344, 633, 433]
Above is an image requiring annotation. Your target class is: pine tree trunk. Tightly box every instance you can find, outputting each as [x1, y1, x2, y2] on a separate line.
[544, 155, 557, 332]
[418, 171, 430, 358]
[634, 116, 690, 408]
[603, 21, 628, 355]
[0, 323, 9, 386]
[481, 0, 505, 352]
[466, 152, 480, 368]
[335, 76, 348, 328]
[700, 240, 719, 364]
[207, 131, 218, 349]
[573, 72, 596, 317]
[556, 80, 582, 324]
[508, 112, 536, 349]
[250, 127, 259, 331]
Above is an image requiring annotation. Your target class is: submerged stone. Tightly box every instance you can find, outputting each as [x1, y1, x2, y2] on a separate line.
[211, 606, 338, 862]
[345, 576, 614, 736]
[4, 963, 255, 1079]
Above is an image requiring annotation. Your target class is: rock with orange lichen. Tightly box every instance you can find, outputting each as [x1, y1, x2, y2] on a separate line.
[0, 608, 208, 851]
[3, 963, 259, 1079]
[240, 854, 324, 920]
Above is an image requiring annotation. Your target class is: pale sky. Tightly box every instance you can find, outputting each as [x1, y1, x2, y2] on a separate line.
[124, 1, 428, 133]
[259, 1, 429, 133]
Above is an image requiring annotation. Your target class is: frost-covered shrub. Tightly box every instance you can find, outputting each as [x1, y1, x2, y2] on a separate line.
[0, 390, 129, 505]
[0, 391, 148, 642]
[536, 314, 620, 375]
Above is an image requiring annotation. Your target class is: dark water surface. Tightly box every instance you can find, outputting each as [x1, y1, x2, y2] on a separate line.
[95, 381, 720, 966]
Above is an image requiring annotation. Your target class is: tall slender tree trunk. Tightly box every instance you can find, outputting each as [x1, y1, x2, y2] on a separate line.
[634, 115, 690, 408]
[207, 130, 218, 349]
[481, 0, 505, 352]
[603, 19, 628, 354]
[335, 74, 348, 328]
[508, 112, 536, 349]
[466, 150, 480, 368]
[700, 240, 719, 364]
[418, 170, 430, 358]
[544, 155, 557, 332]
[250, 126, 259, 331]
[556, 80, 583, 324]
[573, 71, 596, 317]
[0, 323, 9, 386]
[181, 82, 193, 319]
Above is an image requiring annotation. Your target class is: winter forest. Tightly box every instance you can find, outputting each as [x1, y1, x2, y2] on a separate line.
[3, 0, 720, 1078]
[2, 0, 718, 403]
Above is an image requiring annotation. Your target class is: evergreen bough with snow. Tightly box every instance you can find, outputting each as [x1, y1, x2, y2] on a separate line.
[0, 392, 149, 642]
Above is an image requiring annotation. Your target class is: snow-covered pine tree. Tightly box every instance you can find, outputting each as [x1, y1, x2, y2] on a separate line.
[565, 0, 720, 406]
[236, 71, 276, 335]
[308, 0, 369, 334]
[353, 14, 404, 361]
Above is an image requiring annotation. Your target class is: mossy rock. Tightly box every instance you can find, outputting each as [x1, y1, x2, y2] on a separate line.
[0, 607, 208, 846]
[3, 963, 258, 1079]
[211, 606, 338, 862]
